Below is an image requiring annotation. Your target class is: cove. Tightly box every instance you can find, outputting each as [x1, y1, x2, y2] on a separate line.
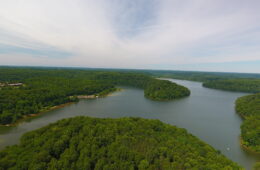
[0, 79, 259, 169]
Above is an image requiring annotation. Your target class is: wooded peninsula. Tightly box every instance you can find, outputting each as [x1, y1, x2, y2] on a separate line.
[1, 67, 259, 169]
[236, 93, 260, 153]
[0, 67, 190, 125]
[0, 117, 241, 169]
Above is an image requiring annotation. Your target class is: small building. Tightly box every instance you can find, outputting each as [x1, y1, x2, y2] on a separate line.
[8, 83, 23, 86]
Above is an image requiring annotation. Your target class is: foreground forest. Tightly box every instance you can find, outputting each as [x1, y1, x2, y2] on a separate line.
[0, 117, 241, 170]
[236, 93, 260, 153]
[0, 67, 190, 125]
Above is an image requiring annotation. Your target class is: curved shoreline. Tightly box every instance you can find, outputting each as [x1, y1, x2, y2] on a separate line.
[0, 78, 258, 169]
[0, 102, 75, 127]
[0, 89, 121, 127]
[235, 104, 260, 157]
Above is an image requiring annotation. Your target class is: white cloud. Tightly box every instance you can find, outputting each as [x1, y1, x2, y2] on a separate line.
[0, 0, 260, 72]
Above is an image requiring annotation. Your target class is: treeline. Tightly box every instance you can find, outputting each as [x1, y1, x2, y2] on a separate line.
[0, 77, 116, 124]
[144, 79, 190, 100]
[0, 67, 190, 125]
[0, 117, 241, 169]
[203, 79, 260, 93]
[235, 93, 260, 153]
[88, 72, 190, 101]
[148, 70, 260, 82]
[145, 69, 260, 93]
[149, 69, 260, 168]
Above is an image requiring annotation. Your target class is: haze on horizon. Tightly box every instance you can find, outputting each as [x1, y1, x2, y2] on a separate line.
[0, 0, 260, 73]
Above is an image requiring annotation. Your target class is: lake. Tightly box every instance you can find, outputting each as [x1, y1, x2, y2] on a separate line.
[0, 79, 259, 169]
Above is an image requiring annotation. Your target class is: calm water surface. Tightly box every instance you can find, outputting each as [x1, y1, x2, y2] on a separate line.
[0, 79, 259, 169]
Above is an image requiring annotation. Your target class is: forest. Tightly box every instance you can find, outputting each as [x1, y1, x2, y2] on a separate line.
[146, 69, 260, 168]
[153, 69, 260, 167]
[0, 77, 116, 125]
[203, 79, 260, 93]
[0, 117, 242, 170]
[0, 67, 190, 125]
[145, 69, 260, 93]
[235, 93, 260, 153]
[144, 79, 190, 100]
[148, 70, 260, 82]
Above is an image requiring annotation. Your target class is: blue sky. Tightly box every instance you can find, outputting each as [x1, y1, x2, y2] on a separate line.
[0, 0, 260, 73]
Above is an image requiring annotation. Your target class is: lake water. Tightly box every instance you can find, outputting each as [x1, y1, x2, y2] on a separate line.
[0, 79, 259, 169]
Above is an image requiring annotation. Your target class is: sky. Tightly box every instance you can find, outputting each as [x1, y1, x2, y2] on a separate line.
[0, 0, 260, 73]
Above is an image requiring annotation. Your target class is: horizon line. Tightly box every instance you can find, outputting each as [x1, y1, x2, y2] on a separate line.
[1, 65, 260, 75]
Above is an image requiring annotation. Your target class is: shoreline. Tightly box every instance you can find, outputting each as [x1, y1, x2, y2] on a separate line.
[240, 137, 260, 155]
[77, 88, 122, 99]
[236, 112, 260, 156]
[0, 88, 121, 127]
[0, 102, 75, 127]
[77, 95, 97, 99]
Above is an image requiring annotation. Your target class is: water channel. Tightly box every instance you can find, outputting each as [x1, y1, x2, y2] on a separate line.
[0, 79, 259, 169]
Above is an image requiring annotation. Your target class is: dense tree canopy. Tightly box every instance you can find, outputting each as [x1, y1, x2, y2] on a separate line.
[0, 77, 115, 125]
[0, 117, 241, 170]
[89, 72, 191, 101]
[236, 93, 260, 153]
[144, 80, 190, 100]
[0, 67, 190, 125]
[203, 79, 260, 93]
[146, 69, 260, 93]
